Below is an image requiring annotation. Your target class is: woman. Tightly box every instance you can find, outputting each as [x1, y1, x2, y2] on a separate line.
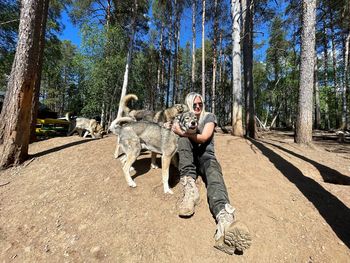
[172, 92, 252, 254]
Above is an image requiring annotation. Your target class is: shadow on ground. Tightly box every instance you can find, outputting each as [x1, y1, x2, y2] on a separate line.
[263, 140, 350, 185]
[250, 139, 350, 249]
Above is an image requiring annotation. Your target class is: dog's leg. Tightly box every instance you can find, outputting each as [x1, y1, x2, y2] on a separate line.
[150, 152, 159, 169]
[161, 155, 173, 194]
[85, 129, 96, 138]
[120, 140, 141, 188]
[122, 155, 137, 187]
[83, 130, 89, 138]
[67, 128, 75, 136]
[118, 154, 136, 175]
[115, 139, 136, 174]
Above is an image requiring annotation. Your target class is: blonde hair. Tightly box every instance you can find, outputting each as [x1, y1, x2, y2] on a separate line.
[185, 92, 207, 123]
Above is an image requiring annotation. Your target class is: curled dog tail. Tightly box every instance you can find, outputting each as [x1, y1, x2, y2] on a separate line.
[65, 112, 71, 121]
[108, 117, 135, 135]
[121, 94, 138, 115]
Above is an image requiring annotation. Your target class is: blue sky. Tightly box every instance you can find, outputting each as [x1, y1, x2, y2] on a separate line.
[59, 6, 271, 61]
[60, 10, 81, 47]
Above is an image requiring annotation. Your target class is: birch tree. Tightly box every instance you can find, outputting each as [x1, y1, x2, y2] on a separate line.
[231, 0, 243, 136]
[0, 0, 49, 168]
[295, 0, 316, 144]
[116, 0, 138, 120]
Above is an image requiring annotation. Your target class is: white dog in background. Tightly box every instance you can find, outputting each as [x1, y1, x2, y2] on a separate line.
[65, 113, 104, 139]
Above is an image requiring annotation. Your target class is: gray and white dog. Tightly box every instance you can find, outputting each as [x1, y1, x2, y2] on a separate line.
[109, 111, 198, 194]
[65, 113, 104, 139]
[121, 94, 189, 125]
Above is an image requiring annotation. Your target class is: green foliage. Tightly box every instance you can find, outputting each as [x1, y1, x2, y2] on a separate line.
[0, 0, 19, 90]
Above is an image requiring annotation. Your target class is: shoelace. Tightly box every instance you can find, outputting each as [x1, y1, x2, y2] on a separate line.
[216, 209, 234, 225]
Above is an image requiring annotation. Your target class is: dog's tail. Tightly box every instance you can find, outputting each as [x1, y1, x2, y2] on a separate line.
[121, 94, 138, 115]
[65, 112, 71, 121]
[108, 117, 135, 135]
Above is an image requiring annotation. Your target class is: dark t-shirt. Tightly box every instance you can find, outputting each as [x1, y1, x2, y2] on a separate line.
[197, 112, 217, 154]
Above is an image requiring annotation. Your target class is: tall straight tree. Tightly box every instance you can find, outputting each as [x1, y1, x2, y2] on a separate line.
[211, 0, 219, 114]
[191, 0, 197, 89]
[341, 0, 350, 130]
[0, 0, 49, 168]
[231, 0, 243, 136]
[30, 0, 50, 143]
[116, 0, 138, 120]
[201, 0, 206, 99]
[295, 0, 316, 144]
[242, 0, 255, 138]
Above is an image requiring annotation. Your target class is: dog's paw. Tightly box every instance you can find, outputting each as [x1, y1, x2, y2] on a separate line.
[130, 167, 136, 176]
[164, 188, 173, 194]
[151, 163, 159, 169]
[128, 181, 137, 188]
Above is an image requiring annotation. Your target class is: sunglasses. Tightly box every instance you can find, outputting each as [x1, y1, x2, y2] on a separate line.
[193, 102, 203, 108]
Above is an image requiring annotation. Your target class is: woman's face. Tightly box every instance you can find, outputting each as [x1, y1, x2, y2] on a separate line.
[193, 96, 203, 116]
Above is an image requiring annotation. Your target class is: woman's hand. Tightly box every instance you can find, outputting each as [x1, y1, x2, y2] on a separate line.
[171, 122, 187, 137]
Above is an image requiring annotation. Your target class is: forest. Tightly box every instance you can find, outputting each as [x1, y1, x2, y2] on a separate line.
[0, 0, 349, 167]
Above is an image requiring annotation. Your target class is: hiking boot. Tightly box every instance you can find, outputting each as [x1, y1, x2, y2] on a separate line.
[214, 204, 252, 254]
[178, 176, 200, 217]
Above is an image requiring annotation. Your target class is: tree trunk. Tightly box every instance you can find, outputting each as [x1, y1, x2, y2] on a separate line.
[166, 22, 172, 108]
[330, 11, 340, 128]
[314, 55, 321, 129]
[242, 0, 255, 138]
[322, 20, 330, 130]
[156, 22, 164, 108]
[295, 0, 316, 144]
[231, 0, 243, 136]
[116, 0, 137, 121]
[191, 0, 196, 90]
[172, 0, 179, 104]
[211, 0, 218, 114]
[218, 31, 223, 84]
[341, 32, 349, 129]
[30, 0, 49, 143]
[0, 0, 47, 168]
[201, 0, 206, 99]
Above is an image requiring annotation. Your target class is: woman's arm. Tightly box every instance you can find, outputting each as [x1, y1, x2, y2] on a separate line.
[172, 121, 215, 144]
[187, 122, 215, 144]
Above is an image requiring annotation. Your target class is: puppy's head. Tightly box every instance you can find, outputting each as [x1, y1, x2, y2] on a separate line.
[177, 111, 198, 134]
[94, 124, 105, 138]
[174, 104, 189, 114]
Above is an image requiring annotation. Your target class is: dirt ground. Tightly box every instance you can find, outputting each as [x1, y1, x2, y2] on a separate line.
[0, 130, 349, 262]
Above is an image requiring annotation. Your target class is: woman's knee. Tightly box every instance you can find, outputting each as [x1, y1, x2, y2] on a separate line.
[178, 137, 193, 151]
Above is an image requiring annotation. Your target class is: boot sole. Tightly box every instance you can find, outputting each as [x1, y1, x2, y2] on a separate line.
[224, 221, 252, 252]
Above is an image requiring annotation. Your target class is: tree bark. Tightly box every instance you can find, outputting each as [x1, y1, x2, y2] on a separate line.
[330, 11, 340, 128]
[322, 19, 330, 130]
[231, 0, 243, 136]
[314, 55, 321, 129]
[295, 0, 316, 144]
[156, 22, 164, 108]
[30, 0, 49, 143]
[341, 31, 349, 129]
[242, 0, 256, 138]
[0, 0, 47, 168]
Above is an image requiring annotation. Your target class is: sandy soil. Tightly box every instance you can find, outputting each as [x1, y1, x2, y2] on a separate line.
[0, 131, 349, 262]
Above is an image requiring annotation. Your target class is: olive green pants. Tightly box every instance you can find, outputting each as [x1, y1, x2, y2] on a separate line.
[177, 137, 230, 216]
